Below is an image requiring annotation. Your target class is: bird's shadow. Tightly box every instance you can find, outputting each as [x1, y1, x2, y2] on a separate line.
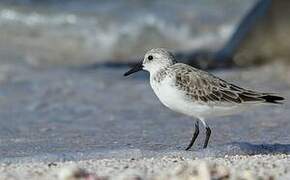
[194, 142, 290, 157]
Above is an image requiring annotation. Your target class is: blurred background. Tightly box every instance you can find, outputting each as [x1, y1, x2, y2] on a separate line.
[0, 0, 257, 67]
[0, 0, 289, 162]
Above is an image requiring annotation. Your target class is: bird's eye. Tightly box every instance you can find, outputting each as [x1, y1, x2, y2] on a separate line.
[148, 55, 153, 61]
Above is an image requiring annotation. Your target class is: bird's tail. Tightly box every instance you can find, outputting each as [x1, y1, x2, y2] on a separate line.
[260, 94, 285, 104]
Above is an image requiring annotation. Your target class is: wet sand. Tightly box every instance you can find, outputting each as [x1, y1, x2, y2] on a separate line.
[0, 62, 289, 179]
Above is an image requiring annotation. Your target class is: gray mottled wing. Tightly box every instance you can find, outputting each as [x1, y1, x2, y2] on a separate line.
[172, 64, 267, 105]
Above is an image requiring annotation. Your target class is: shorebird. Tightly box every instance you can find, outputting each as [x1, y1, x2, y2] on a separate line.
[124, 48, 284, 150]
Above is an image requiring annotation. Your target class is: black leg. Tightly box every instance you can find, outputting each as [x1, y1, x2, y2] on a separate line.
[185, 120, 199, 151]
[203, 126, 211, 148]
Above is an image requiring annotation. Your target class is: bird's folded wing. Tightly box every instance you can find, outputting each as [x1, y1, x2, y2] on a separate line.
[173, 65, 268, 105]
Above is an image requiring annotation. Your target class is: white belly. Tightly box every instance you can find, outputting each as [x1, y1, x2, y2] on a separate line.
[150, 77, 239, 119]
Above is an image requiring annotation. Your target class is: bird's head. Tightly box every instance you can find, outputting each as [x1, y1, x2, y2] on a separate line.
[124, 48, 176, 76]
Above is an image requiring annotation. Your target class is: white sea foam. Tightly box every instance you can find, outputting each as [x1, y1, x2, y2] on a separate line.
[0, 1, 254, 65]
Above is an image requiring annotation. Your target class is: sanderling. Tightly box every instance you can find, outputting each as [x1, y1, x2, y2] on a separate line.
[124, 48, 284, 150]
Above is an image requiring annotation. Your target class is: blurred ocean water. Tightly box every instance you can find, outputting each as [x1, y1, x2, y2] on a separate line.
[0, 0, 256, 66]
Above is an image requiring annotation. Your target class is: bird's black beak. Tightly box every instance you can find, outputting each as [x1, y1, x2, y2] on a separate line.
[124, 63, 143, 76]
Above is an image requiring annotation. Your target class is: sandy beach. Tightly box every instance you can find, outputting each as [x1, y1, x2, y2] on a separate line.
[1, 153, 290, 179]
[0, 63, 288, 180]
